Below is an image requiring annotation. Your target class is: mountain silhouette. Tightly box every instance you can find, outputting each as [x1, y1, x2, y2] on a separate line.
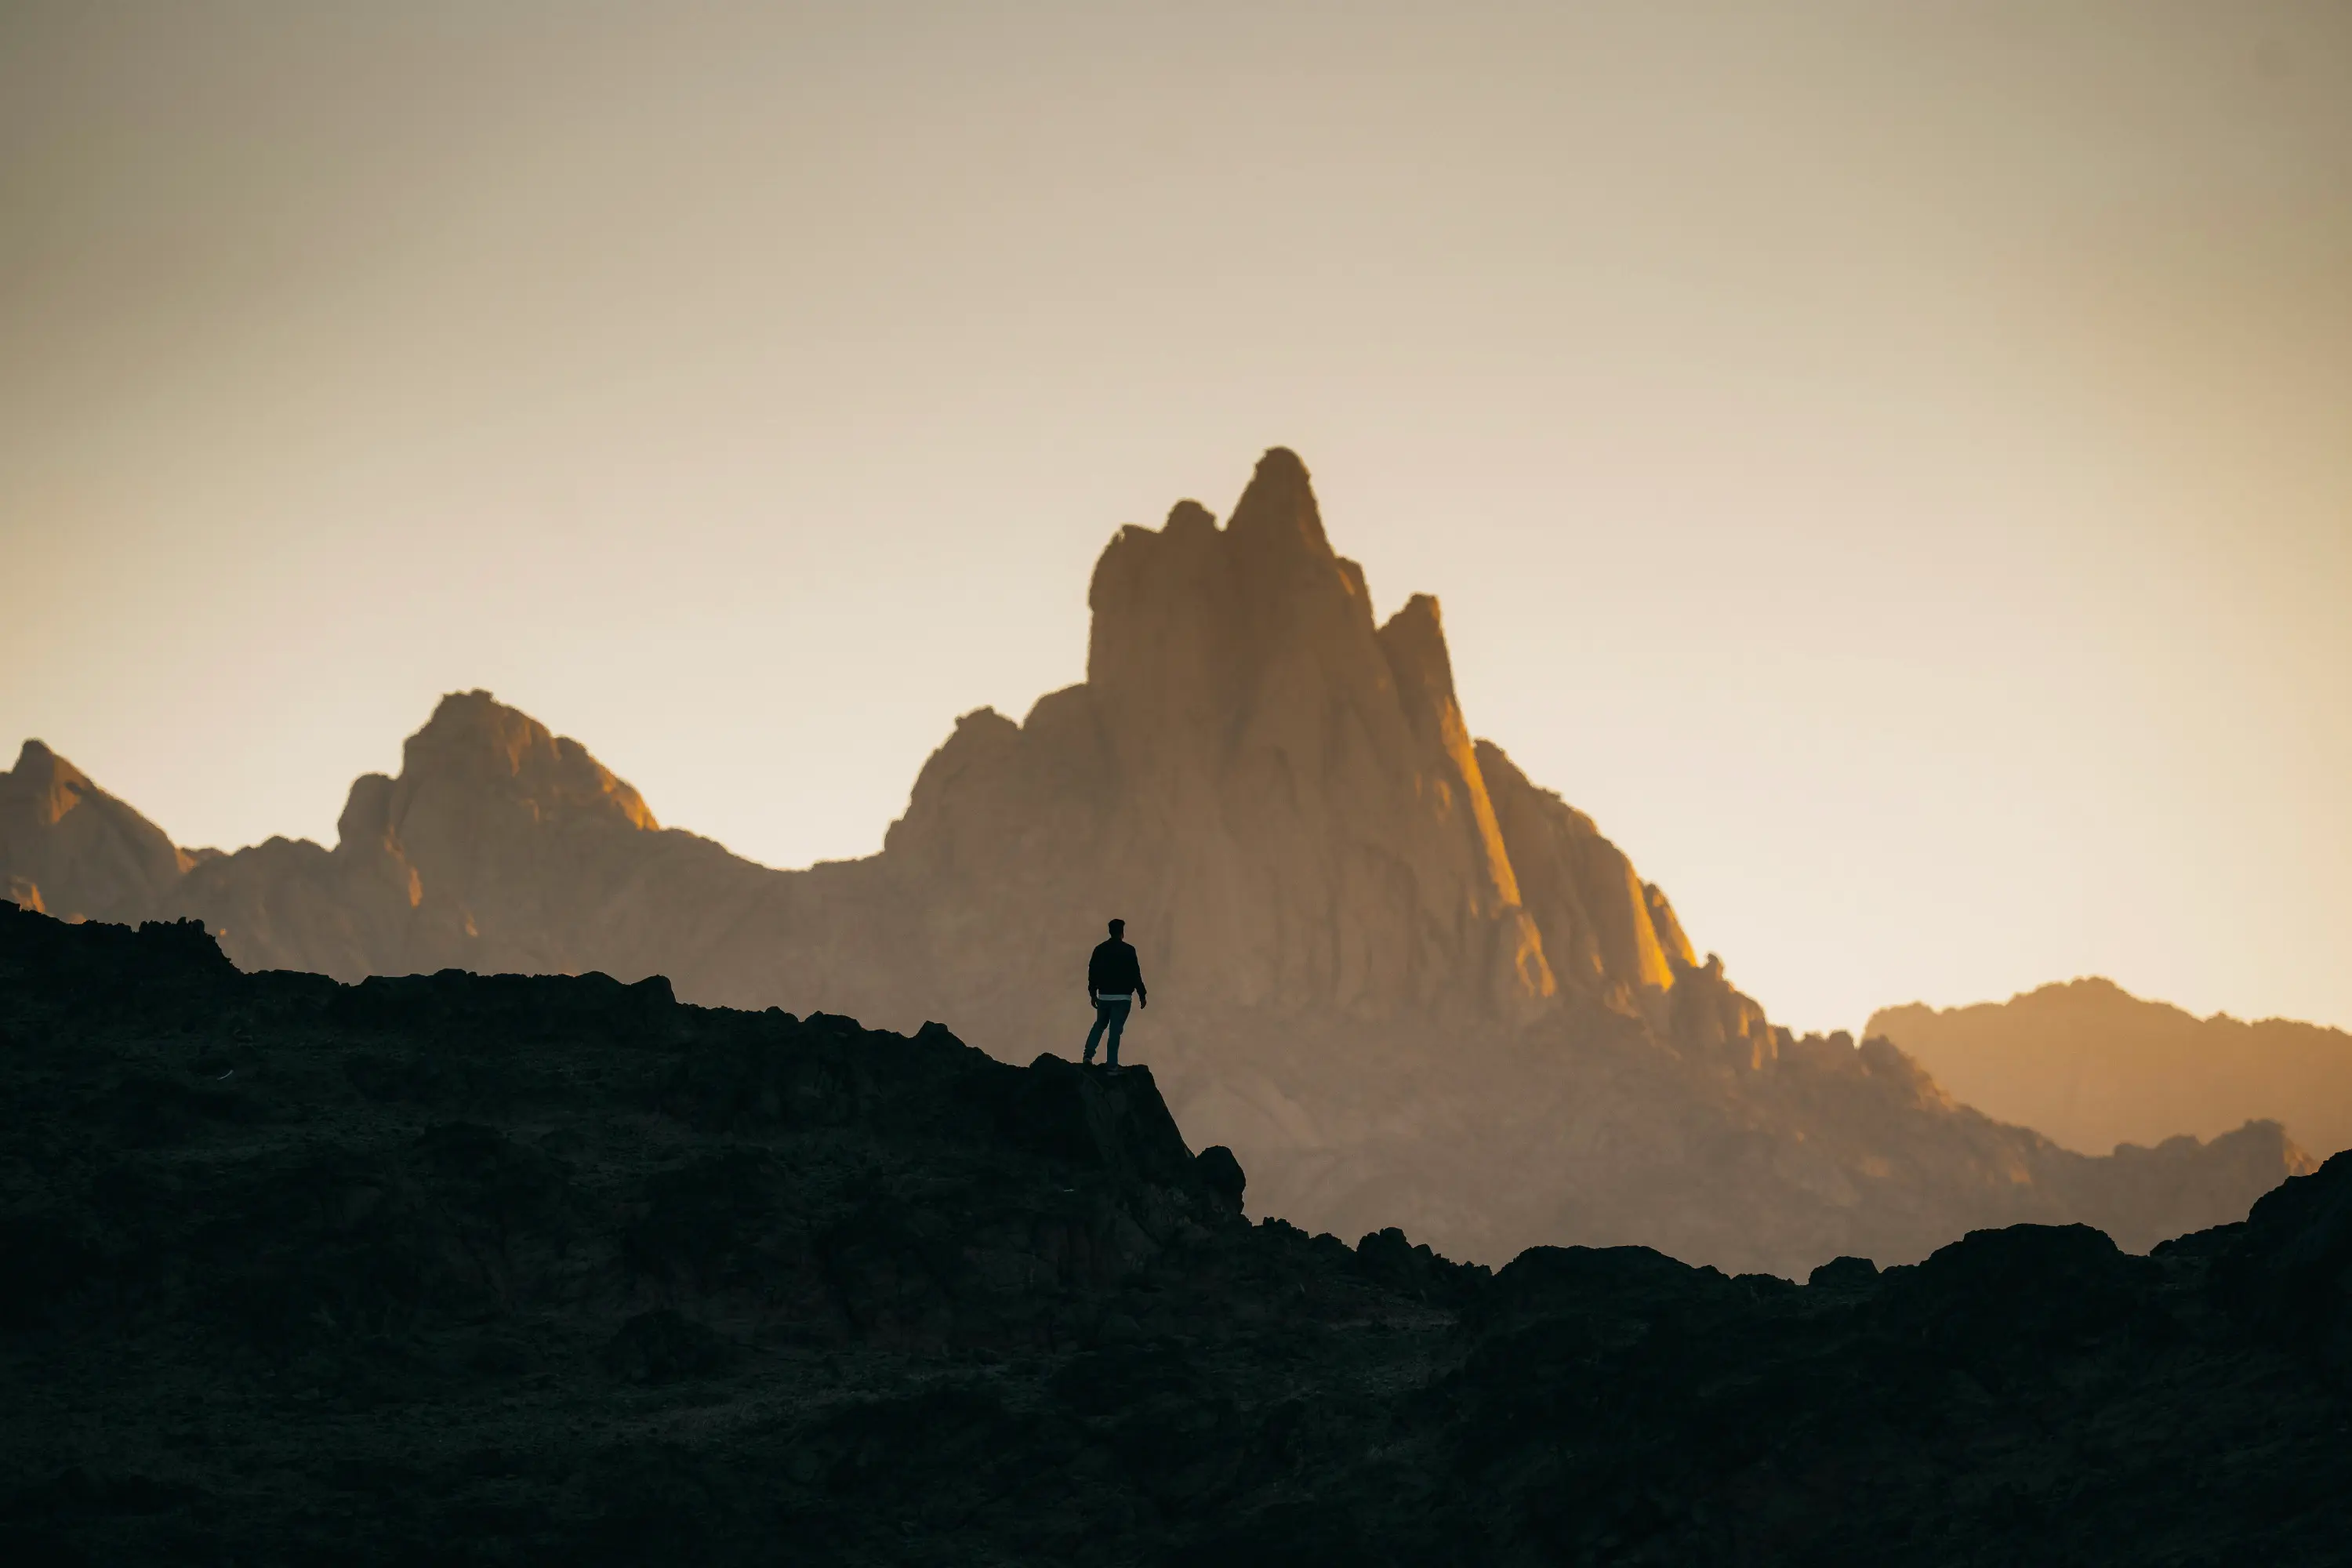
[0, 448, 2311, 1273]
[1873, 978, 2352, 1160]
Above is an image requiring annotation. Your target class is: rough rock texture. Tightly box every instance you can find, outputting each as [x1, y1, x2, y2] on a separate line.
[0, 452, 2312, 1275]
[1872, 978, 2352, 1160]
[2, 904, 2349, 1566]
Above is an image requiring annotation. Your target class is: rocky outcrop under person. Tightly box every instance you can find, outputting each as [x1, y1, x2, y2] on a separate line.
[0, 451, 2314, 1275]
[2, 903, 2347, 1566]
[1873, 977, 2352, 1160]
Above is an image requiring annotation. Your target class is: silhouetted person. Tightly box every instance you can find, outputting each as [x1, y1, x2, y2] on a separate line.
[1083, 918, 1148, 1069]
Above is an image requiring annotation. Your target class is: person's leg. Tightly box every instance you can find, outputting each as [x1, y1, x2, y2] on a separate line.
[1083, 1003, 1110, 1065]
[1104, 1000, 1129, 1067]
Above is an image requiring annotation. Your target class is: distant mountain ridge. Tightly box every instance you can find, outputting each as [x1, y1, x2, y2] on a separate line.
[1871, 978, 2352, 1161]
[0, 448, 2311, 1273]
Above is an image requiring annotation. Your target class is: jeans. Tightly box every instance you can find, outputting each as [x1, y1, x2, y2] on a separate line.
[1083, 998, 1131, 1066]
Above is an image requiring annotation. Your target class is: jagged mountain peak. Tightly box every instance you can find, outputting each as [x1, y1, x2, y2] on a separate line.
[1225, 445, 1332, 558]
[1052, 452, 1555, 1020]
[7, 738, 89, 818]
[397, 690, 659, 833]
[1088, 451, 1374, 698]
[1374, 593, 1458, 710]
[166, 691, 668, 987]
[1163, 498, 1217, 537]
[0, 736, 188, 923]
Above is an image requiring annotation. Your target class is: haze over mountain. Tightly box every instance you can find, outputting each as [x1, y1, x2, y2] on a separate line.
[0, 451, 2309, 1276]
[1872, 980, 2352, 1163]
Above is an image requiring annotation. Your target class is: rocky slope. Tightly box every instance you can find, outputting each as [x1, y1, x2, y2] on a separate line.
[0, 450, 2311, 1274]
[3, 904, 2350, 1566]
[0, 741, 194, 924]
[1873, 978, 2352, 1160]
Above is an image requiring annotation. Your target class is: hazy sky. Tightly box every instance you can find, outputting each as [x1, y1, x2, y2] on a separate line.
[4, 2, 2348, 1036]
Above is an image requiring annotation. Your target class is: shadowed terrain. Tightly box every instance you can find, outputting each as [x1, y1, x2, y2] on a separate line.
[3, 903, 2350, 1565]
[0, 451, 2312, 1275]
[1873, 979, 2352, 1161]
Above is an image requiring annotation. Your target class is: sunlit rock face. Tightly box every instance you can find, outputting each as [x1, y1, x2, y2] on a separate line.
[0, 450, 2313, 1276]
[0, 740, 189, 925]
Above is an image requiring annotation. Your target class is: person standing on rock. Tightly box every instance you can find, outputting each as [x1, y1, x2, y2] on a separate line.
[1083, 918, 1148, 1069]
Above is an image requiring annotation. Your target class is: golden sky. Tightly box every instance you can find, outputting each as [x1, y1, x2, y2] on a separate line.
[3, 2, 2347, 1035]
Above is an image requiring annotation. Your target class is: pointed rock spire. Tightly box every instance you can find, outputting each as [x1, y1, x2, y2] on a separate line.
[1224, 446, 1333, 561]
[1376, 594, 1528, 913]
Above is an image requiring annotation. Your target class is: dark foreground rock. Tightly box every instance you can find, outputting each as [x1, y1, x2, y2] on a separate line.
[2, 904, 2347, 1566]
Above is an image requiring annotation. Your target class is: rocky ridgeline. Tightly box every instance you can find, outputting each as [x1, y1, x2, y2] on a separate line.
[1874, 978, 2352, 1162]
[0, 449, 2313, 1272]
[4, 903, 2350, 1565]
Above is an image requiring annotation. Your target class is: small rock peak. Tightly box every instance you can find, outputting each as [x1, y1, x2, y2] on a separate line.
[884, 707, 1023, 861]
[928, 706, 1020, 766]
[3, 739, 100, 820]
[397, 691, 659, 832]
[1806, 1254, 1881, 1290]
[1334, 556, 1371, 604]
[1225, 446, 1332, 560]
[1163, 499, 1216, 538]
[1376, 593, 1458, 706]
[5, 741, 93, 803]
[1256, 445, 1309, 481]
[0, 739, 188, 920]
[336, 773, 398, 855]
[1196, 1145, 1247, 1214]
[1090, 451, 1339, 628]
[406, 690, 532, 770]
[415, 688, 510, 745]
[954, 706, 1016, 736]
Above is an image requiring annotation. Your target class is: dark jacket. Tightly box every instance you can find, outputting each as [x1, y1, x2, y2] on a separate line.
[1087, 938, 1146, 1002]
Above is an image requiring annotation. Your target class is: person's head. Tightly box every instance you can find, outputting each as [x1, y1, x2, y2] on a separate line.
[1108, 918, 1125, 938]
